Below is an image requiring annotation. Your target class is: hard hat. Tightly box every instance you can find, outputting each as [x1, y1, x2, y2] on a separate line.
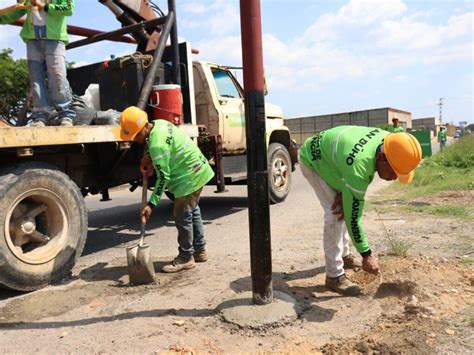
[120, 106, 148, 140]
[383, 132, 422, 184]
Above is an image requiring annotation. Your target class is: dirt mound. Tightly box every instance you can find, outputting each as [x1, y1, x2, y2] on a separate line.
[318, 256, 473, 354]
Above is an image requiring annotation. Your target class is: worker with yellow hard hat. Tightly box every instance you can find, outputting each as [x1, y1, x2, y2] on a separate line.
[120, 106, 214, 273]
[299, 126, 421, 296]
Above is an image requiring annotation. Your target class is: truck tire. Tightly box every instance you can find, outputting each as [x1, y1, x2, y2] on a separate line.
[0, 162, 87, 291]
[268, 143, 292, 204]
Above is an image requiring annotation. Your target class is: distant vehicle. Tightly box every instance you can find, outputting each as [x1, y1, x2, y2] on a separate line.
[454, 132, 460, 139]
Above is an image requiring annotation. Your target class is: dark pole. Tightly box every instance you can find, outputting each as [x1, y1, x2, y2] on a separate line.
[239, 0, 273, 305]
[168, 0, 181, 85]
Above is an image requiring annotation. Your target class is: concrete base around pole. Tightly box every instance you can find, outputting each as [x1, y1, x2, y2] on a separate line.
[217, 291, 299, 329]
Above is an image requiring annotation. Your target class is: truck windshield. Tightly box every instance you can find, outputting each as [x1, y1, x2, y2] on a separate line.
[212, 70, 241, 99]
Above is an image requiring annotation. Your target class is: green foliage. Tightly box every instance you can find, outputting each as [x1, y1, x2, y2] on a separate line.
[0, 48, 29, 122]
[430, 205, 467, 218]
[387, 238, 411, 257]
[458, 256, 473, 266]
[424, 135, 474, 169]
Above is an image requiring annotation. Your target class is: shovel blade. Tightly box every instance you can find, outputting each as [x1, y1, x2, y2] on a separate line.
[126, 243, 156, 285]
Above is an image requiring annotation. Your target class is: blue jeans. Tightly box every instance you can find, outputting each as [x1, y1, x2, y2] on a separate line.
[26, 39, 75, 122]
[173, 189, 206, 260]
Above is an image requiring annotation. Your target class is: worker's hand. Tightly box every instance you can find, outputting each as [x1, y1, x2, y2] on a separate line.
[362, 255, 380, 275]
[331, 192, 344, 221]
[140, 205, 153, 224]
[140, 154, 153, 176]
[31, 0, 45, 10]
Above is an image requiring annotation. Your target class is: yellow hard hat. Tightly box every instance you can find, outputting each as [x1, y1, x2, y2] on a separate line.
[384, 132, 422, 184]
[120, 106, 148, 140]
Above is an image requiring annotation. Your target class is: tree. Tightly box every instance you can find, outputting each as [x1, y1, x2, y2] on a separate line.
[0, 48, 29, 125]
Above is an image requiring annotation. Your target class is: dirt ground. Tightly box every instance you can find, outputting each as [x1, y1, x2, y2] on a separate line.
[0, 171, 472, 354]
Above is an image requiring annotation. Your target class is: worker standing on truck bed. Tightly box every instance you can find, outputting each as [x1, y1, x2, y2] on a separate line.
[120, 107, 215, 273]
[299, 126, 421, 296]
[0, 0, 76, 127]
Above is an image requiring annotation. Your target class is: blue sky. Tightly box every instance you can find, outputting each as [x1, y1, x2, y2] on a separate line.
[1, 0, 473, 124]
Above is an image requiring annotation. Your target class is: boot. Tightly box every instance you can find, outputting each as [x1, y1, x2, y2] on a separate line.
[60, 117, 74, 127]
[325, 274, 361, 296]
[343, 254, 362, 269]
[193, 249, 208, 263]
[162, 256, 195, 273]
[31, 120, 46, 127]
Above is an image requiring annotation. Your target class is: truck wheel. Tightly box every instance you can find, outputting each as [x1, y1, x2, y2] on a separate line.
[0, 162, 87, 291]
[268, 143, 292, 204]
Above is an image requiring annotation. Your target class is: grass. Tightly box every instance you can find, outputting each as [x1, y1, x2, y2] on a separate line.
[387, 238, 411, 257]
[370, 135, 474, 219]
[458, 256, 473, 266]
[387, 135, 474, 197]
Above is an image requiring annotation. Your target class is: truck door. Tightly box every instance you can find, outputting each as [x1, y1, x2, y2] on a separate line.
[211, 69, 246, 152]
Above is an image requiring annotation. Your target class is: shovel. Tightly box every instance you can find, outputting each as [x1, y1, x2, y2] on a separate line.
[126, 173, 156, 285]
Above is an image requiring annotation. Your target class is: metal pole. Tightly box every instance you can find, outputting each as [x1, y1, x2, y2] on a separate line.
[136, 12, 175, 110]
[239, 0, 273, 305]
[168, 0, 181, 85]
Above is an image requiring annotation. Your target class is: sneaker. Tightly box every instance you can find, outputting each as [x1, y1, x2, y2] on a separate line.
[31, 120, 46, 128]
[162, 256, 195, 273]
[343, 254, 362, 269]
[325, 274, 361, 296]
[193, 249, 208, 263]
[60, 118, 73, 127]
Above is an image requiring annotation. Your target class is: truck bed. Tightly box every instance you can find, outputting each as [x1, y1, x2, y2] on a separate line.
[0, 126, 123, 149]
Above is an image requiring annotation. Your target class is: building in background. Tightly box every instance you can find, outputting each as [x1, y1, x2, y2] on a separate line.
[285, 108, 412, 145]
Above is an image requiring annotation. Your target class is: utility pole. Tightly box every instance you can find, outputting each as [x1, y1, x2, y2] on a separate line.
[240, 0, 273, 306]
[438, 97, 443, 124]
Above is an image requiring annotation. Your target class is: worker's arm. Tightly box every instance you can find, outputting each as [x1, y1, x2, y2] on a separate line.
[147, 145, 171, 208]
[45, 0, 74, 16]
[341, 183, 371, 255]
[0, 9, 26, 24]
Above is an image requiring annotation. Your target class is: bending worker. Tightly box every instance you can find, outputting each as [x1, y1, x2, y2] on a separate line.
[120, 107, 214, 273]
[299, 126, 421, 296]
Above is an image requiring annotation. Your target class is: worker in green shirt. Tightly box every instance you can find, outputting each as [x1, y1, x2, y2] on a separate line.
[438, 127, 447, 150]
[300, 126, 421, 295]
[0, 0, 76, 127]
[120, 107, 214, 273]
[387, 117, 404, 133]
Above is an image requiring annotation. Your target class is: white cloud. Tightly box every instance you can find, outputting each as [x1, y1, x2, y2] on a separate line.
[181, 0, 239, 36]
[393, 74, 408, 81]
[302, 0, 407, 42]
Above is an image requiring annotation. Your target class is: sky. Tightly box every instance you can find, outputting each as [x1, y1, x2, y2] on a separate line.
[1, 0, 473, 124]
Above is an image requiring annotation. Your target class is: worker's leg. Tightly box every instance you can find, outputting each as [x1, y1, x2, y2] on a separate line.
[26, 40, 50, 125]
[44, 40, 75, 125]
[185, 188, 206, 254]
[162, 195, 197, 273]
[173, 196, 195, 259]
[300, 163, 345, 278]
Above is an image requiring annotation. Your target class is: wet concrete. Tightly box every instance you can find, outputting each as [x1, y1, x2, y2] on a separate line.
[217, 291, 299, 329]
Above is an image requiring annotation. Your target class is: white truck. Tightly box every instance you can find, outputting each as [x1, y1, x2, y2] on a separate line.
[0, 0, 297, 291]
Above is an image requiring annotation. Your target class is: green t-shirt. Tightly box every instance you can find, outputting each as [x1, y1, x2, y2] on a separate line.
[300, 126, 389, 254]
[0, 0, 74, 44]
[147, 120, 214, 206]
[387, 125, 404, 133]
[438, 130, 447, 142]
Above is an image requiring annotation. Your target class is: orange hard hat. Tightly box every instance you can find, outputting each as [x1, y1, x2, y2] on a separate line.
[384, 132, 422, 184]
[120, 106, 148, 140]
